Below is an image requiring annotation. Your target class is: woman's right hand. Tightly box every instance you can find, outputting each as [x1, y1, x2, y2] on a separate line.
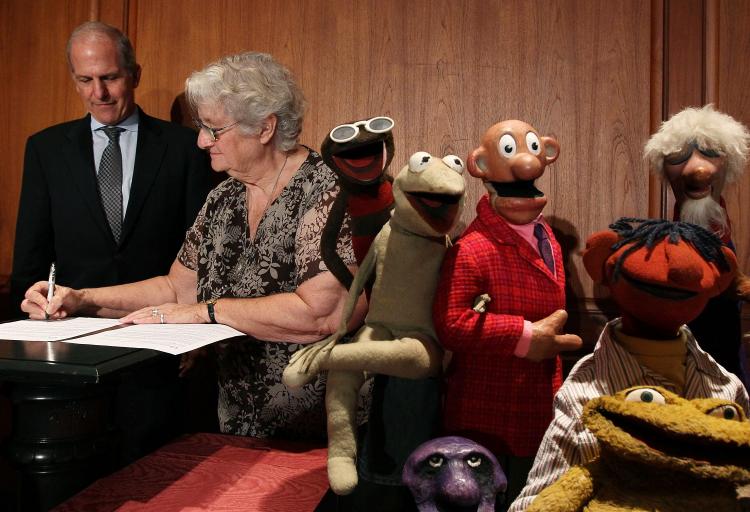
[21, 281, 82, 320]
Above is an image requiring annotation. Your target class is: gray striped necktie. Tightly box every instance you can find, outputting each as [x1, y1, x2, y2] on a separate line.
[99, 126, 125, 243]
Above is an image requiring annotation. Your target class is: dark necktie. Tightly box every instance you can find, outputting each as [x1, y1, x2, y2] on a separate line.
[533, 223, 555, 274]
[99, 126, 125, 243]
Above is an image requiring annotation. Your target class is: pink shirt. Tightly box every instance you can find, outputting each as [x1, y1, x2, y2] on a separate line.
[506, 214, 550, 357]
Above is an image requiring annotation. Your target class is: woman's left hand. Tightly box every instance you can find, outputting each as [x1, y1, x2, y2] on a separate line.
[120, 303, 207, 325]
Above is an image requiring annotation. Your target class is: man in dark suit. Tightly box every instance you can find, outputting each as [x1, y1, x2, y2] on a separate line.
[10, 21, 211, 315]
[7, 22, 214, 465]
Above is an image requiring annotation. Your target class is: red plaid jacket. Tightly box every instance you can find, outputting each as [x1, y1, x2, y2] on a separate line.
[433, 196, 564, 457]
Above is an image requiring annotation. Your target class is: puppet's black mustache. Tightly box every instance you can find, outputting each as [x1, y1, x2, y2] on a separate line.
[489, 180, 543, 198]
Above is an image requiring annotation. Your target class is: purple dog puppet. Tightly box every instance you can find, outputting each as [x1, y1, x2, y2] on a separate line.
[403, 436, 507, 511]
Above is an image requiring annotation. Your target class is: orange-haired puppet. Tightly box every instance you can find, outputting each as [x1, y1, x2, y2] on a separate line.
[510, 218, 750, 512]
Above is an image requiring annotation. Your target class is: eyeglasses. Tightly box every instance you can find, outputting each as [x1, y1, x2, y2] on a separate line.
[329, 116, 395, 144]
[193, 119, 239, 142]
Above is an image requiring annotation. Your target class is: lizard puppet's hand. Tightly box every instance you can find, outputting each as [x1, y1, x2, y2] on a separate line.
[472, 293, 492, 313]
[282, 336, 338, 388]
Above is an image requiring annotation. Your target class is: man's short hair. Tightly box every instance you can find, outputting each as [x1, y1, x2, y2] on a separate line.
[66, 21, 138, 77]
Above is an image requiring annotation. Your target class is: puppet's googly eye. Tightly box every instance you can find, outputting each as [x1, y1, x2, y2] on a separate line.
[409, 151, 432, 173]
[707, 404, 742, 421]
[428, 455, 444, 468]
[466, 454, 482, 468]
[624, 388, 666, 405]
[498, 134, 517, 158]
[526, 132, 542, 155]
[442, 155, 465, 174]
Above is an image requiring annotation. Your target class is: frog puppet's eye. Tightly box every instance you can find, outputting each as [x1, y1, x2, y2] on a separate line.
[624, 388, 667, 405]
[442, 155, 465, 174]
[409, 151, 433, 173]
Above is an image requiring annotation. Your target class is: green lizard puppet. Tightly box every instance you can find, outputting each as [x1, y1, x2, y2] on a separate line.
[528, 385, 750, 512]
[284, 151, 466, 496]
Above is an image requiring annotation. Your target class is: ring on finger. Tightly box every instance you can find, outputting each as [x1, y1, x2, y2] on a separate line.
[151, 307, 159, 317]
[159, 313, 165, 324]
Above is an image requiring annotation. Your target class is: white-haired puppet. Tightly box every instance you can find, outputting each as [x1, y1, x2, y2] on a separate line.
[644, 104, 750, 382]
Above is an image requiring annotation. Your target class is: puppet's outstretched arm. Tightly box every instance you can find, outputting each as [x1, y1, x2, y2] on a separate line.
[283, 244, 377, 387]
[312, 326, 443, 380]
[333, 243, 376, 337]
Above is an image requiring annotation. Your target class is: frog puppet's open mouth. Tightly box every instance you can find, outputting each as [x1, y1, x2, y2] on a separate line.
[405, 191, 461, 233]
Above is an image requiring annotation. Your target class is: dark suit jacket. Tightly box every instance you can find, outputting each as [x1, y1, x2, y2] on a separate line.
[10, 107, 212, 316]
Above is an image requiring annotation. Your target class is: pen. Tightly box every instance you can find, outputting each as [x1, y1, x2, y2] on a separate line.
[45, 262, 56, 320]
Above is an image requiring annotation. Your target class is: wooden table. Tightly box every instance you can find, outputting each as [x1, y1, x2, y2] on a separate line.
[54, 433, 329, 512]
[0, 338, 184, 512]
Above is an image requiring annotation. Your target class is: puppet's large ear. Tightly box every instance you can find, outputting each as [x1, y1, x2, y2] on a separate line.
[467, 147, 488, 179]
[583, 231, 620, 284]
[541, 136, 560, 165]
[711, 246, 738, 297]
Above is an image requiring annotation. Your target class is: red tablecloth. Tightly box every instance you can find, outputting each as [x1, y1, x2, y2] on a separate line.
[54, 433, 329, 511]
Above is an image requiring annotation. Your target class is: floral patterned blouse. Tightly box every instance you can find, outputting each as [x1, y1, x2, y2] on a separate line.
[177, 149, 355, 439]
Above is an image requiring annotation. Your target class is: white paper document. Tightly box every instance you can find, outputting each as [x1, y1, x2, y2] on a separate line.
[62, 323, 245, 354]
[0, 317, 122, 342]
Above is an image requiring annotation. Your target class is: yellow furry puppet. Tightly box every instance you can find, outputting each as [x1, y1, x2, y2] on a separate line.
[528, 385, 750, 512]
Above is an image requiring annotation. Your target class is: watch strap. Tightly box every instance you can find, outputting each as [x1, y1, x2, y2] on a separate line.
[206, 298, 218, 324]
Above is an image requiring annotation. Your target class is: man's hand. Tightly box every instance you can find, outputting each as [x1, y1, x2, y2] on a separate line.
[526, 309, 582, 362]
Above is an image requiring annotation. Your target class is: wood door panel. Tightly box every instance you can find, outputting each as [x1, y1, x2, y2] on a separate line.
[132, 0, 653, 303]
[6, 0, 749, 324]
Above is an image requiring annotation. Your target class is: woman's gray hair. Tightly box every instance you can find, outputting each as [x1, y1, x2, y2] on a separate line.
[185, 52, 306, 151]
[644, 104, 750, 184]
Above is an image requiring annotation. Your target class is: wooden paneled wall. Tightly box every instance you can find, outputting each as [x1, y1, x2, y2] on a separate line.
[1, 0, 749, 333]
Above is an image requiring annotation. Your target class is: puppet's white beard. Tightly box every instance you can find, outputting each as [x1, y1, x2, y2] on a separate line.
[680, 196, 728, 235]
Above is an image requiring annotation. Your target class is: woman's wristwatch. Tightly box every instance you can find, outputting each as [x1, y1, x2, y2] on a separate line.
[205, 298, 218, 324]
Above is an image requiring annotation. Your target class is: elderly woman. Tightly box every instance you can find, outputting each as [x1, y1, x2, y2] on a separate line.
[21, 52, 366, 439]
